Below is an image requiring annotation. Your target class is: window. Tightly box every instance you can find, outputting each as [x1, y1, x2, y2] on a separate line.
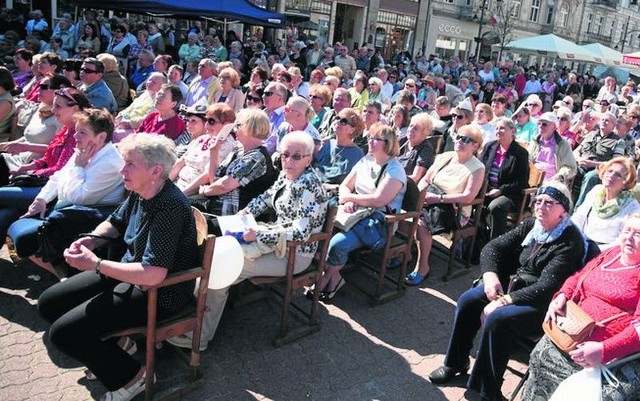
[530, 0, 540, 22]
[466, 0, 472, 5]
[609, 20, 615, 37]
[594, 16, 603, 34]
[559, 7, 569, 28]
[444, 0, 454, 3]
[546, 7, 554, 25]
[586, 13, 593, 33]
[511, 0, 521, 18]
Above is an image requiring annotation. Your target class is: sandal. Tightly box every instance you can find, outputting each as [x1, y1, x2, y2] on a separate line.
[405, 271, 429, 286]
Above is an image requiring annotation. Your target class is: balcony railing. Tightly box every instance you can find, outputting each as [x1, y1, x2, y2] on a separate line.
[585, 32, 613, 46]
[590, 0, 618, 9]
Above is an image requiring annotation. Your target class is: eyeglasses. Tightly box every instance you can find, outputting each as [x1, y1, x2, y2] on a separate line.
[205, 118, 219, 125]
[281, 152, 309, 161]
[538, 122, 549, 127]
[263, 91, 278, 97]
[534, 198, 559, 208]
[368, 137, 388, 143]
[55, 88, 78, 106]
[621, 228, 640, 240]
[39, 83, 52, 90]
[246, 94, 262, 103]
[338, 117, 352, 126]
[80, 67, 99, 74]
[455, 135, 475, 144]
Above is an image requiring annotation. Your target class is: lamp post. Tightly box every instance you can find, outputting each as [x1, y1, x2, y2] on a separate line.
[474, 0, 488, 61]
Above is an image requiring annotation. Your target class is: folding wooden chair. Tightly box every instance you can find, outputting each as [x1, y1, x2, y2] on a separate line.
[507, 162, 545, 228]
[101, 208, 215, 401]
[241, 205, 337, 347]
[346, 179, 426, 305]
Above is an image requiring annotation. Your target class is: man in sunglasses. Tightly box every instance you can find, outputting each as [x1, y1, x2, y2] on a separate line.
[318, 88, 352, 141]
[78, 58, 117, 113]
[262, 82, 288, 154]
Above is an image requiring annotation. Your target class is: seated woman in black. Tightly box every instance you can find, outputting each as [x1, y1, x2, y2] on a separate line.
[38, 133, 199, 401]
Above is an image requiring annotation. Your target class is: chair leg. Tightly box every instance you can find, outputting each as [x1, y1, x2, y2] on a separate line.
[278, 279, 293, 340]
[509, 368, 529, 401]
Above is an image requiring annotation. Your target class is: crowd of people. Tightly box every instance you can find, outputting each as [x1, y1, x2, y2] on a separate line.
[2, 7, 640, 401]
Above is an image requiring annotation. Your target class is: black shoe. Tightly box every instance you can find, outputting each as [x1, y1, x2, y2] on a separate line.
[428, 362, 470, 384]
[305, 286, 315, 300]
[319, 278, 345, 304]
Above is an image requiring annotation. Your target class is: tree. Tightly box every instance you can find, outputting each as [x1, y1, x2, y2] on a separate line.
[489, 0, 520, 64]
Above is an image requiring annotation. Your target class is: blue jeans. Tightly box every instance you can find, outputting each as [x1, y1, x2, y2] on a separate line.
[0, 186, 43, 240]
[443, 284, 545, 401]
[574, 169, 601, 209]
[327, 229, 366, 266]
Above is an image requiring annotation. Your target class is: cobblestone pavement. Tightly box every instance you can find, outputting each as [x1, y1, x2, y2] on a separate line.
[0, 245, 526, 401]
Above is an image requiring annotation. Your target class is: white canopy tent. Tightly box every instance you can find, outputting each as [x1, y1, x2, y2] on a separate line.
[499, 34, 597, 63]
[581, 43, 624, 66]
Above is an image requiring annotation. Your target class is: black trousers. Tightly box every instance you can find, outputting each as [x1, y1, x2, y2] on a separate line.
[38, 271, 172, 391]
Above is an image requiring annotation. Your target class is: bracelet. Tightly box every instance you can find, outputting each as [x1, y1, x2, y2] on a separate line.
[95, 258, 102, 274]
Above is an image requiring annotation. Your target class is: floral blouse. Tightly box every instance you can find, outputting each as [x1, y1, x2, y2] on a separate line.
[244, 167, 328, 258]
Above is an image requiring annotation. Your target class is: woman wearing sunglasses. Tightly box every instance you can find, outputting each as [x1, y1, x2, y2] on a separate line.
[430, 181, 586, 401]
[0, 88, 91, 247]
[406, 125, 485, 285]
[314, 108, 365, 193]
[441, 102, 474, 153]
[313, 123, 406, 302]
[243, 84, 265, 110]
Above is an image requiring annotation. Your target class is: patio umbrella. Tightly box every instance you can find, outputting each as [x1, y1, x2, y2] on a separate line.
[500, 34, 597, 62]
[593, 66, 630, 83]
[581, 43, 624, 66]
[623, 51, 640, 66]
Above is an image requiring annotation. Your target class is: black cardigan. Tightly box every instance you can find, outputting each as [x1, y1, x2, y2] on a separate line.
[480, 139, 530, 207]
[479, 218, 586, 309]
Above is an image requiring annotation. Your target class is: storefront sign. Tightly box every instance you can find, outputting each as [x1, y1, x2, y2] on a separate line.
[438, 23, 462, 35]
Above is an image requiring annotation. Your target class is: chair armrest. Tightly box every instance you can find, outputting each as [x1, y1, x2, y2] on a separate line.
[522, 187, 538, 196]
[384, 211, 420, 224]
[152, 267, 204, 289]
[287, 232, 332, 247]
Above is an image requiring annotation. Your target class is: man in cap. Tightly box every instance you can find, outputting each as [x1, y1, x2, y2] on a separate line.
[530, 112, 577, 183]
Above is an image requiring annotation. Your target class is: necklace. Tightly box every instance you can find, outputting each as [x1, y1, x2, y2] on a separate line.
[600, 253, 640, 271]
[330, 144, 347, 165]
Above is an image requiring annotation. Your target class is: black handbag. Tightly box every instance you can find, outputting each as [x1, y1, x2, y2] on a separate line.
[423, 183, 458, 235]
[7, 174, 49, 187]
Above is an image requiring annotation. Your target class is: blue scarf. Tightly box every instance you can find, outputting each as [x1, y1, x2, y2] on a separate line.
[521, 217, 589, 263]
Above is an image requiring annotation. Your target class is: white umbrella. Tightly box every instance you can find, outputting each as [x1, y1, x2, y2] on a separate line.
[500, 34, 597, 62]
[581, 43, 624, 66]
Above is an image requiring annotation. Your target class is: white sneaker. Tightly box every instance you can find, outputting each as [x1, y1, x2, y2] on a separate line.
[101, 370, 154, 401]
[166, 334, 207, 352]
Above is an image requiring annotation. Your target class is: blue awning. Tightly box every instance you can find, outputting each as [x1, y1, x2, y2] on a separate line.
[73, 0, 285, 28]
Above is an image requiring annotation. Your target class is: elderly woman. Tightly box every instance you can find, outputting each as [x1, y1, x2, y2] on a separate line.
[398, 113, 436, 184]
[313, 123, 407, 302]
[97, 53, 130, 112]
[136, 85, 185, 141]
[309, 84, 332, 129]
[7, 108, 125, 278]
[170, 131, 327, 351]
[178, 33, 201, 68]
[186, 108, 276, 217]
[572, 157, 640, 249]
[174, 103, 207, 156]
[367, 77, 391, 111]
[213, 67, 244, 112]
[473, 103, 496, 145]
[278, 96, 319, 149]
[128, 29, 153, 73]
[38, 133, 199, 401]
[406, 125, 485, 285]
[523, 213, 640, 400]
[442, 102, 474, 152]
[480, 117, 529, 239]
[514, 106, 538, 143]
[113, 72, 166, 142]
[314, 107, 365, 192]
[429, 181, 586, 401]
[528, 112, 577, 183]
[390, 104, 410, 141]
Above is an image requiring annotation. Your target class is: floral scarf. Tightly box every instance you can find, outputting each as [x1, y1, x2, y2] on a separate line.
[593, 186, 633, 219]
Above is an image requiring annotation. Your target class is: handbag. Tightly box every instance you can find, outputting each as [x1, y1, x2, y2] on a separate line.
[543, 260, 629, 353]
[7, 174, 48, 187]
[423, 182, 458, 235]
[334, 206, 374, 231]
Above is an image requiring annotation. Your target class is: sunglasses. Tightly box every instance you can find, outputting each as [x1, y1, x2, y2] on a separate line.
[539, 122, 549, 127]
[39, 83, 53, 90]
[338, 117, 352, 126]
[55, 88, 78, 106]
[455, 135, 475, 144]
[451, 114, 462, 119]
[263, 91, 278, 97]
[205, 118, 219, 125]
[281, 152, 309, 161]
[310, 94, 323, 100]
[246, 94, 262, 103]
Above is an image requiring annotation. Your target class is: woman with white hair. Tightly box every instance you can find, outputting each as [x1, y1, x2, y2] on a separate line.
[367, 76, 391, 111]
[178, 33, 202, 67]
[113, 72, 166, 142]
[278, 96, 320, 149]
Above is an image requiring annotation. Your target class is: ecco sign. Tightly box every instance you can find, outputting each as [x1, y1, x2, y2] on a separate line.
[438, 24, 462, 35]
